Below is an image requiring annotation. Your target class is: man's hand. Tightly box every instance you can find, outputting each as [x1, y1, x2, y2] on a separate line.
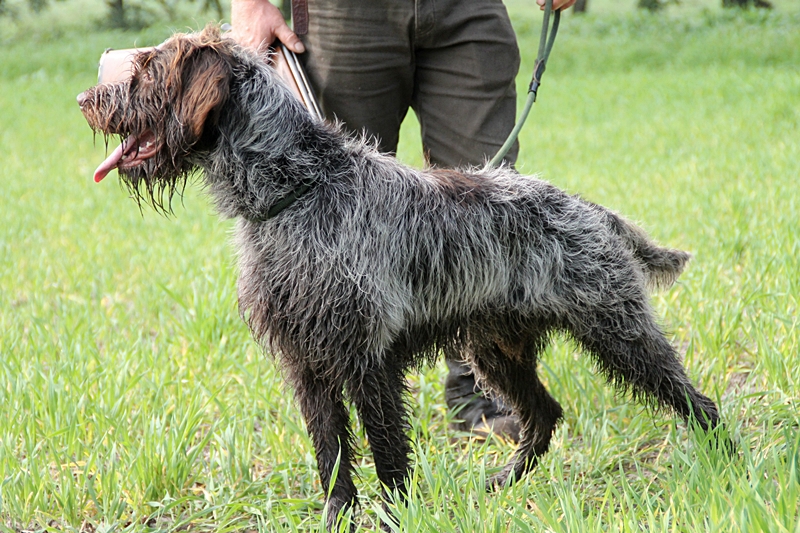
[230, 0, 305, 53]
[536, 0, 577, 9]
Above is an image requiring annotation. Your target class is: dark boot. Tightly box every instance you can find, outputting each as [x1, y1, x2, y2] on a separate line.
[445, 358, 520, 442]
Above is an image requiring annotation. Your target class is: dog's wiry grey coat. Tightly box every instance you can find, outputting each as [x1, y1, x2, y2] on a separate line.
[79, 26, 726, 530]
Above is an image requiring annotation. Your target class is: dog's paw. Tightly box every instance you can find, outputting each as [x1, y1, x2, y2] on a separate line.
[324, 496, 356, 532]
[485, 467, 513, 492]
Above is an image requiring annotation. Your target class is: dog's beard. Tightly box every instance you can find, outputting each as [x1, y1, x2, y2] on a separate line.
[94, 131, 158, 182]
[94, 131, 193, 215]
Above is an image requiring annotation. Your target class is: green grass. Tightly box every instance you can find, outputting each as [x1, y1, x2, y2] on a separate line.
[1, 2, 799, 531]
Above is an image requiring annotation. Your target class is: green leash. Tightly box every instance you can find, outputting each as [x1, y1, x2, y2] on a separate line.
[488, 0, 562, 168]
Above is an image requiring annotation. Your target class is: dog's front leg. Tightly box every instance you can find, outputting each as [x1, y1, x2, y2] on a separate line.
[346, 359, 411, 529]
[292, 367, 358, 530]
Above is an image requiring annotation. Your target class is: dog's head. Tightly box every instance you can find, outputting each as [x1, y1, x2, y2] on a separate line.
[78, 25, 235, 211]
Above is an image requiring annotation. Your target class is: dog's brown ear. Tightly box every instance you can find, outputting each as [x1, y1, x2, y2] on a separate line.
[179, 49, 232, 139]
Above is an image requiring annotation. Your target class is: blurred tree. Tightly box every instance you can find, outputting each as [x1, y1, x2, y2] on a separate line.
[106, 0, 126, 27]
[638, 0, 661, 11]
[0, 0, 222, 27]
[574, 0, 587, 13]
[203, 0, 223, 17]
[0, 0, 65, 17]
[638, 0, 678, 11]
[723, 0, 772, 7]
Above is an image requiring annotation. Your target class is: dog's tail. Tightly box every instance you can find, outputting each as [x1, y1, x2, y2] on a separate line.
[600, 207, 691, 290]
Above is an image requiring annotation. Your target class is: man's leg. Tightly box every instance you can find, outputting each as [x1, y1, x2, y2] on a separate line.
[299, 0, 414, 153]
[412, 0, 521, 168]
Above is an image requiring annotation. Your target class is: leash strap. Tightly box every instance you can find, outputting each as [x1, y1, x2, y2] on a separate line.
[488, 0, 561, 168]
[291, 0, 309, 35]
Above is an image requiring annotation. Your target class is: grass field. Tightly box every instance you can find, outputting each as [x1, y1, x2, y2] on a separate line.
[1, 1, 799, 531]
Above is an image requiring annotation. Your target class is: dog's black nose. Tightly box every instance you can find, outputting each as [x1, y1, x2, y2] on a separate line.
[76, 91, 88, 107]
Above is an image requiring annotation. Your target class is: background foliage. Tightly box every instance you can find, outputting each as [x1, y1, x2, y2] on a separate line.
[0, 0, 783, 31]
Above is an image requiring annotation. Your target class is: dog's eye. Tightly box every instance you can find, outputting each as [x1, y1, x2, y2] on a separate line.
[130, 68, 154, 93]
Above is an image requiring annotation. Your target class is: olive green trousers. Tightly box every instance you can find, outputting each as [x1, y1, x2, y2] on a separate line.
[298, 0, 520, 167]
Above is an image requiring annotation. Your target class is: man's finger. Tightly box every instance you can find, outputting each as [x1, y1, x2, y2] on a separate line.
[275, 24, 305, 53]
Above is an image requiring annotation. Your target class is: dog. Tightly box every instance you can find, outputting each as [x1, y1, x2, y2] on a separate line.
[78, 25, 726, 530]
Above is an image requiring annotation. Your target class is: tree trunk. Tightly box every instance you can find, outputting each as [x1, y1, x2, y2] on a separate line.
[106, 0, 126, 27]
[723, 0, 773, 7]
[638, 0, 662, 11]
[574, 0, 587, 13]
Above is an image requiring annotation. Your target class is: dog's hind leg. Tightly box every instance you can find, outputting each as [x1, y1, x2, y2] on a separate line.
[571, 293, 722, 436]
[292, 368, 358, 530]
[346, 360, 412, 528]
[466, 335, 564, 489]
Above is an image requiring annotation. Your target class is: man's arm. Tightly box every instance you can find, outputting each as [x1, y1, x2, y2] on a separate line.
[230, 0, 305, 53]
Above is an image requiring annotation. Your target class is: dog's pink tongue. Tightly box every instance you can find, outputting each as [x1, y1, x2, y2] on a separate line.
[93, 142, 126, 182]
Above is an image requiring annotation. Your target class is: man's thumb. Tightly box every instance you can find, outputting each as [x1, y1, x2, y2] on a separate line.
[275, 24, 305, 53]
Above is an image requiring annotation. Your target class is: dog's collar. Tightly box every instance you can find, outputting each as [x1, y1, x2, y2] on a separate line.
[254, 182, 313, 222]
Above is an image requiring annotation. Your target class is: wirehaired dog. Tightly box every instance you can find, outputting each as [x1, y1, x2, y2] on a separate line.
[78, 26, 726, 529]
